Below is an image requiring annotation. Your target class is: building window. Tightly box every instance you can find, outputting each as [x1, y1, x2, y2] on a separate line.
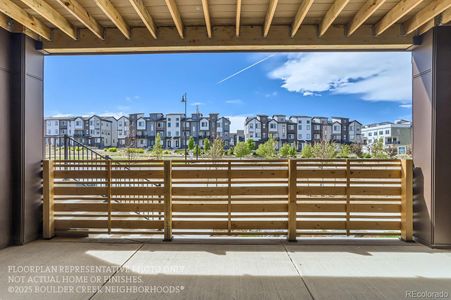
[298, 134, 303, 139]
[249, 124, 254, 129]
[167, 131, 171, 137]
[298, 125, 302, 130]
[167, 140, 171, 147]
[270, 123, 276, 129]
[385, 130, 390, 134]
[176, 140, 179, 147]
[176, 131, 179, 136]
[306, 134, 311, 139]
[379, 130, 384, 135]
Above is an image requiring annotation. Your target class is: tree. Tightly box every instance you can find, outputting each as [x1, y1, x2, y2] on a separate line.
[256, 137, 277, 158]
[337, 144, 351, 158]
[152, 133, 163, 159]
[370, 138, 388, 159]
[187, 136, 195, 151]
[301, 144, 314, 158]
[209, 138, 224, 160]
[350, 143, 363, 158]
[385, 145, 398, 158]
[279, 143, 297, 158]
[203, 138, 210, 153]
[246, 138, 255, 152]
[194, 145, 201, 157]
[234, 141, 251, 158]
[312, 140, 337, 159]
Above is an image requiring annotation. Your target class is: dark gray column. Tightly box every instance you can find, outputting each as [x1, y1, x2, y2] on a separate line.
[0, 29, 44, 248]
[0, 29, 13, 249]
[412, 26, 451, 248]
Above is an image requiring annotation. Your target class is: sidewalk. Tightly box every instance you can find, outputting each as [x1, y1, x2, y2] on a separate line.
[1, 239, 450, 299]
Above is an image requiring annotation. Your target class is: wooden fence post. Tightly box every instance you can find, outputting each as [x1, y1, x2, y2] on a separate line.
[164, 160, 173, 241]
[43, 160, 55, 239]
[288, 159, 297, 241]
[345, 159, 351, 236]
[401, 159, 413, 241]
[107, 160, 112, 234]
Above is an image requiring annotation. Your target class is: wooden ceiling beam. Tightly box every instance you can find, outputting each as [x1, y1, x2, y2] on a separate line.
[201, 0, 212, 38]
[0, 11, 39, 39]
[347, 0, 386, 36]
[264, 0, 279, 37]
[236, 0, 241, 37]
[374, 0, 423, 36]
[129, 0, 157, 39]
[42, 25, 414, 54]
[55, 0, 103, 40]
[0, 0, 51, 40]
[403, 0, 451, 35]
[441, 7, 451, 23]
[164, 0, 184, 38]
[291, 0, 314, 38]
[20, 0, 76, 40]
[94, 0, 130, 39]
[320, 0, 350, 36]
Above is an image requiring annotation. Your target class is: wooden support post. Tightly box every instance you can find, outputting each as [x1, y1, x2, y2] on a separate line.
[345, 159, 351, 236]
[401, 159, 413, 241]
[164, 160, 173, 241]
[288, 159, 297, 241]
[107, 160, 112, 234]
[227, 161, 232, 234]
[43, 160, 55, 239]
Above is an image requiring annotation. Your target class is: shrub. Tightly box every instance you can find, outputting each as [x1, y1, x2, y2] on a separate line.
[246, 139, 255, 152]
[301, 144, 314, 158]
[226, 147, 234, 156]
[106, 147, 117, 152]
[152, 133, 163, 159]
[234, 141, 251, 158]
[256, 137, 277, 159]
[337, 144, 350, 158]
[209, 138, 224, 160]
[312, 141, 337, 159]
[279, 143, 297, 158]
[370, 138, 388, 159]
[203, 138, 210, 153]
[187, 136, 195, 151]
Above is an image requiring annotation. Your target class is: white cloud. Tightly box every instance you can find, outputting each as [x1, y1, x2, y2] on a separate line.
[400, 104, 412, 108]
[51, 113, 74, 117]
[225, 99, 243, 104]
[226, 116, 247, 133]
[270, 52, 412, 102]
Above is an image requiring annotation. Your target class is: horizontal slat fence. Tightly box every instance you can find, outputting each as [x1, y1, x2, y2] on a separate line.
[43, 159, 413, 241]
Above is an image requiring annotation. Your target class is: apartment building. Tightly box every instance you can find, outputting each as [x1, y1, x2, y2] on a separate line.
[349, 120, 363, 144]
[362, 120, 412, 154]
[117, 116, 130, 146]
[45, 115, 114, 148]
[244, 115, 362, 149]
[126, 112, 231, 150]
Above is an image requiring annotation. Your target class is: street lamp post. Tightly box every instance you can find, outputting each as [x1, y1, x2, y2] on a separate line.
[181, 93, 187, 160]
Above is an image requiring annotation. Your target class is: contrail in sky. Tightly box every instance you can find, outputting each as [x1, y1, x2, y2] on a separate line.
[216, 54, 276, 84]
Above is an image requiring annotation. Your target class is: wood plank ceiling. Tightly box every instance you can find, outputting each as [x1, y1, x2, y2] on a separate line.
[0, 0, 450, 53]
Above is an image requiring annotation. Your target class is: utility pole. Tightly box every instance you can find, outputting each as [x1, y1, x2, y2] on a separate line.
[181, 93, 187, 160]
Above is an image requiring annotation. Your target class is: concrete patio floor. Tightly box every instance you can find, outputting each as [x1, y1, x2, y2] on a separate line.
[1, 239, 450, 300]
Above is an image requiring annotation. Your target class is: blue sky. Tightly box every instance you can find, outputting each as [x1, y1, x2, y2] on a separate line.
[45, 52, 412, 132]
